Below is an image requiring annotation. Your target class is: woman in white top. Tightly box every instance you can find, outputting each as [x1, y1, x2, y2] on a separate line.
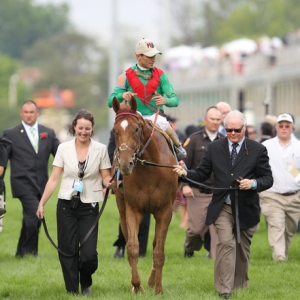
[37, 109, 111, 295]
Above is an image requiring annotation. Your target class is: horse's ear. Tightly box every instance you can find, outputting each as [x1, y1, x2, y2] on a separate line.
[112, 97, 120, 113]
[129, 95, 137, 112]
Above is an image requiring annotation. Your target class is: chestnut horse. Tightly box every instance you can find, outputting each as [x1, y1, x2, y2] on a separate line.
[111, 97, 178, 294]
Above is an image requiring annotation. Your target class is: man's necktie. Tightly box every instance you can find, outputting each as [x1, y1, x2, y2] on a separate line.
[30, 127, 38, 153]
[231, 143, 238, 165]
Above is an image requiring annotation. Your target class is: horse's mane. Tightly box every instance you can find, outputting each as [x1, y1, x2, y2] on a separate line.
[117, 102, 147, 126]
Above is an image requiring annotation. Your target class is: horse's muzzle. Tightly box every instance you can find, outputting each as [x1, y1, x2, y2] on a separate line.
[119, 159, 134, 176]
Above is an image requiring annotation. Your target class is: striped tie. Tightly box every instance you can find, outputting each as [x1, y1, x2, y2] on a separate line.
[231, 143, 238, 165]
[30, 127, 38, 153]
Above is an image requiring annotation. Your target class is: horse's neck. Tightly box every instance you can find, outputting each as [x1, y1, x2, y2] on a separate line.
[140, 127, 163, 160]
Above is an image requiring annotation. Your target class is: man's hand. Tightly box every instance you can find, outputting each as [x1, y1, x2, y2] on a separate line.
[173, 165, 187, 177]
[122, 92, 137, 101]
[237, 178, 253, 190]
[153, 92, 167, 106]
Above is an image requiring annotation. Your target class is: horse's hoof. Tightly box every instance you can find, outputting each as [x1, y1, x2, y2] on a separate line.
[155, 288, 163, 295]
[148, 278, 155, 288]
[131, 285, 145, 294]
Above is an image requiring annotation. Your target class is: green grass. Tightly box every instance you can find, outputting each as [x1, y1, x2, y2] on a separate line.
[1, 170, 300, 299]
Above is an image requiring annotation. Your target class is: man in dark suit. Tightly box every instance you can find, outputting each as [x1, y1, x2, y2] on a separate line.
[2, 100, 59, 257]
[173, 110, 273, 299]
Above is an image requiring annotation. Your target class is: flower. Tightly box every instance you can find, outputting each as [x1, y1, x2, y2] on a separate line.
[40, 132, 48, 139]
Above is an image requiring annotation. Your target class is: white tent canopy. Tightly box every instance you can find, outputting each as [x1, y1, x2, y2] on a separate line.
[222, 38, 258, 55]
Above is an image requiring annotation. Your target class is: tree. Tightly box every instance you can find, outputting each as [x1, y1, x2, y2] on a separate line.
[22, 32, 109, 128]
[0, 53, 28, 130]
[0, 0, 71, 59]
[217, 0, 300, 42]
[170, 0, 300, 47]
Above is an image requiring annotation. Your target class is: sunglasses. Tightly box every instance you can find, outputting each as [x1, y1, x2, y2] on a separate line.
[225, 125, 244, 133]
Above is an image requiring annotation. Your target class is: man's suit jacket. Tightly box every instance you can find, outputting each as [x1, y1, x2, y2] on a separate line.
[186, 137, 273, 230]
[54, 139, 111, 203]
[3, 124, 60, 197]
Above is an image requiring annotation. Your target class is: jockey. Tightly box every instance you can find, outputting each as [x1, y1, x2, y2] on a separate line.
[108, 38, 187, 161]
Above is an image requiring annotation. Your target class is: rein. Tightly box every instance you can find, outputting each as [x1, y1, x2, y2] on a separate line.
[137, 156, 241, 242]
[136, 158, 239, 191]
[42, 171, 117, 257]
[137, 108, 159, 157]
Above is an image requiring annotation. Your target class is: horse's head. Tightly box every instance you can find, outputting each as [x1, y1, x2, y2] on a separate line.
[112, 96, 143, 176]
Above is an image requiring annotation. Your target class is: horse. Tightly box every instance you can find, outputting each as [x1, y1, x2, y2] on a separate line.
[111, 96, 178, 294]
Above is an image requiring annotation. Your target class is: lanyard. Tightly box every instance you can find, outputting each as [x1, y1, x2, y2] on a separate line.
[276, 139, 291, 165]
[77, 142, 91, 180]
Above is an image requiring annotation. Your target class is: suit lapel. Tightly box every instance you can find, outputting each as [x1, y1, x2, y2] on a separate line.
[70, 139, 99, 174]
[221, 138, 232, 169]
[86, 139, 99, 172]
[232, 140, 247, 169]
[18, 124, 36, 154]
[69, 139, 79, 171]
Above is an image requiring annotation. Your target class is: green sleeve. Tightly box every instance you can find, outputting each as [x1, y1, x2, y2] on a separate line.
[159, 73, 179, 108]
[108, 86, 126, 108]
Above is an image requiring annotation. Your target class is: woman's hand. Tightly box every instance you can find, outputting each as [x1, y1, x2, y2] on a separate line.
[105, 177, 113, 188]
[36, 204, 44, 219]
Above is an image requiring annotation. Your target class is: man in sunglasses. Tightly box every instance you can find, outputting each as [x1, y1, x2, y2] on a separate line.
[173, 110, 273, 299]
[260, 113, 300, 261]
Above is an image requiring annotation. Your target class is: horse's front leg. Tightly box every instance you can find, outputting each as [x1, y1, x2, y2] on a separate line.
[126, 208, 144, 294]
[148, 204, 173, 294]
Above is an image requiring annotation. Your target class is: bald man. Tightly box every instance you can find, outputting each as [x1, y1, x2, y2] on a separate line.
[216, 102, 232, 136]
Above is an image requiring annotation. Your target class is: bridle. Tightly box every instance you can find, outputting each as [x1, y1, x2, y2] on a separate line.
[114, 112, 143, 169]
[113, 108, 159, 169]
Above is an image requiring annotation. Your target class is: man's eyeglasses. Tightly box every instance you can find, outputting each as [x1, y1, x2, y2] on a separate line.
[278, 124, 291, 129]
[225, 126, 244, 133]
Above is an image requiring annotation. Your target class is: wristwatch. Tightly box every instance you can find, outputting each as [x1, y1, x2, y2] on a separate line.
[251, 179, 257, 190]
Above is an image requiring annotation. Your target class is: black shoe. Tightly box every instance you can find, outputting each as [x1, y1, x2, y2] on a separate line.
[114, 246, 124, 258]
[219, 293, 231, 299]
[0, 208, 6, 217]
[184, 249, 194, 258]
[82, 286, 91, 296]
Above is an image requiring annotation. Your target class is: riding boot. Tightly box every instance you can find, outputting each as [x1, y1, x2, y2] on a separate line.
[165, 125, 187, 160]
